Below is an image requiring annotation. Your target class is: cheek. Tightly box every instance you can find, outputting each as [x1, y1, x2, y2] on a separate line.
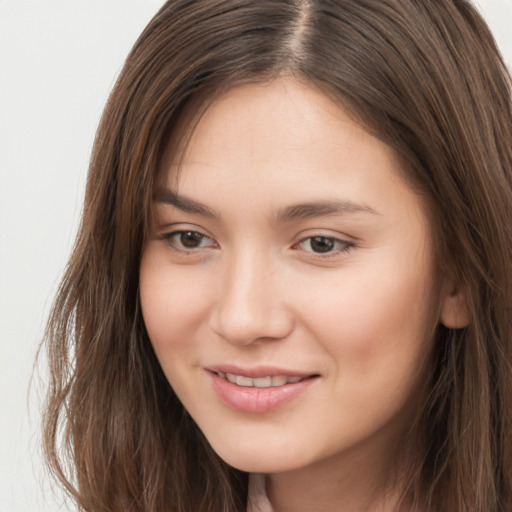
[296, 257, 437, 375]
[299, 269, 436, 437]
[139, 249, 213, 356]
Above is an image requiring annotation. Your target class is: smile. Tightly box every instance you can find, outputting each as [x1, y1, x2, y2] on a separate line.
[216, 372, 304, 388]
[207, 368, 319, 413]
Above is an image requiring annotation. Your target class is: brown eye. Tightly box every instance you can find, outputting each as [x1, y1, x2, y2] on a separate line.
[180, 231, 205, 248]
[297, 236, 353, 255]
[309, 236, 335, 253]
[164, 230, 215, 250]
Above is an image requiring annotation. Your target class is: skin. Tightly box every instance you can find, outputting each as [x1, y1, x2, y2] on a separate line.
[139, 78, 463, 511]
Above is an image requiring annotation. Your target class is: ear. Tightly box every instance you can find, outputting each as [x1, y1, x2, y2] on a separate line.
[439, 280, 470, 329]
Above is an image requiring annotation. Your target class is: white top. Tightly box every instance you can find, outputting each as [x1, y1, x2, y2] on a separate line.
[247, 473, 274, 512]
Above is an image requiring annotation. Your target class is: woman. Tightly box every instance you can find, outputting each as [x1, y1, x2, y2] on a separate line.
[42, 1, 512, 511]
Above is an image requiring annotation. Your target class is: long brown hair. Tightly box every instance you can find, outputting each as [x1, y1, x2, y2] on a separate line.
[42, 1, 512, 511]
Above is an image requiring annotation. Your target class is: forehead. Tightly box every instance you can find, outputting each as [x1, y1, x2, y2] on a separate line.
[158, 79, 411, 205]
[152, 80, 434, 267]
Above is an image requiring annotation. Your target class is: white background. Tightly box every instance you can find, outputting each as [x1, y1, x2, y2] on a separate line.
[1, 1, 511, 511]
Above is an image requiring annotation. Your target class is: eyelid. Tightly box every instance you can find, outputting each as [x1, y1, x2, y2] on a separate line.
[159, 224, 218, 252]
[293, 232, 355, 257]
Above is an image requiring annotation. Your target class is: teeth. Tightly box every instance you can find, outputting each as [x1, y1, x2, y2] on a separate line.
[221, 372, 304, 388]
[235, 375, 253, 387]
[271, 375, 287, 386]
[252, 377, 272, 387]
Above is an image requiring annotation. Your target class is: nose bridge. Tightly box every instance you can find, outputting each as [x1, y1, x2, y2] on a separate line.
[211, 245, 292, 345]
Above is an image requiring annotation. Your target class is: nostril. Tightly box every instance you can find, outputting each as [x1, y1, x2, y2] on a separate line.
[210, 305, 294, 346]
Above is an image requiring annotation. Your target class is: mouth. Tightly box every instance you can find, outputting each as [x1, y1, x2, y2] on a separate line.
[206, 367, 319, 413]
[213, 371, 307, 388]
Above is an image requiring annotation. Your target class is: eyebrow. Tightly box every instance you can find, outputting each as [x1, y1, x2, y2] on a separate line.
[154, 188, 217, 218]
[276, 201, 379, 221]
[154, 188, 378, 221]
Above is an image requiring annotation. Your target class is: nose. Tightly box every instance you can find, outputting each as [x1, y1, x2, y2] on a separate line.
[209, 251, 294, 346]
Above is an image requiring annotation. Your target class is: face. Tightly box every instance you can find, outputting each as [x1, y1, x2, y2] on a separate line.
[140, 78, 444, 475]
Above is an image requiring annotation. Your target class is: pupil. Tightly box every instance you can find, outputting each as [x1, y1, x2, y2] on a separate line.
[180, 231, 203, 248]
[311, 236, 334, 253]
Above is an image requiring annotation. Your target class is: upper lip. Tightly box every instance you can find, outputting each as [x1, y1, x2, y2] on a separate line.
[206, 364, 317, 379]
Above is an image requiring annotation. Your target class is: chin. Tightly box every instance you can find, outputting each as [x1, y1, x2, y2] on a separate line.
[208, 438, 308, 474]
[221, 455, 297, 474]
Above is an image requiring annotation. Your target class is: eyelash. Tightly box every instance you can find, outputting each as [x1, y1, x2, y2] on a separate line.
[294, 235, 354, 257]
[162, 230, 217, 251]
[162, 230, 354, 257]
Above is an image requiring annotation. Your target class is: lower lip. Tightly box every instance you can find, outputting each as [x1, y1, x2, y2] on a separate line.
[209, 372, 317, 413]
